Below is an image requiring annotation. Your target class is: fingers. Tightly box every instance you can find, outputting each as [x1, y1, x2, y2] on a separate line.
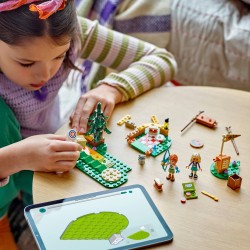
[50, 140, 82, 152]
[46, 134, 67, 141]
[103, 102, 115, 119]
[71, 96, 87, 132]
[71, 85, 117, 134]
[54, 150, 80, 162]
[52, 160, 78, 172]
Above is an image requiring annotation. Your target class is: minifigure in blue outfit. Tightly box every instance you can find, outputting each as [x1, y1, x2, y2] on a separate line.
[186, 153, 202, 179]
[162, 154, 180, 182]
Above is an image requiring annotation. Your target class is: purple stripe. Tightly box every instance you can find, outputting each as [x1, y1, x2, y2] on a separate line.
[74, 0, 81, 7]
[100, 2, 116, 22]
[113, 15, 171, 33]
[92, 0, 122, 15]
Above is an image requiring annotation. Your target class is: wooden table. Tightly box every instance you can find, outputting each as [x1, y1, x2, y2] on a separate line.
[33, 86, 250, 250]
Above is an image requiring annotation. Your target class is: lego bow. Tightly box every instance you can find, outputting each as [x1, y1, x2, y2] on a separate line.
[0, 0, 67, 19]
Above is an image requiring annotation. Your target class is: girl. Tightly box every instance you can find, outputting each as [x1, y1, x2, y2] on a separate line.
[0, 0, 177, 248]
[0, 0, 177, 138]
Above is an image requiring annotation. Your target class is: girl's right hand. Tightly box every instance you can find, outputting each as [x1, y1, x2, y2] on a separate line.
[15, 134, 82, 173]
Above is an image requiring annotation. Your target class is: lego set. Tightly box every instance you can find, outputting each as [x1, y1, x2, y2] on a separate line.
[70, 103, 243, 196]
[73, 102, 132, 188]
[210, 133, 241, 182]
[125, 116, 172, 157]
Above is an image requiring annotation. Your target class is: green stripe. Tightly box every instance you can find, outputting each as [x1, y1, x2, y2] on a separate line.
[142, 59, 166, 84]
[132, 65, 155, 89]
[110, 35, 129, 68]
[80, 19, 88, 44]
[96, 30, 114, 63]
[133, 41, 145, 62]
[82, 23, 98, 59]
[157, 54, 175, 78]
[105, 74, 135, 100]
[122, 71, 144, 96]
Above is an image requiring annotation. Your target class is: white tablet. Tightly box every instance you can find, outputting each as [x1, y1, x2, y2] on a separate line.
[25, 184, 173, 250]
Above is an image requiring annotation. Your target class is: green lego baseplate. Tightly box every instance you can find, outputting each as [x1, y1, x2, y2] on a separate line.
[130, 133, 172, 157]
[76, 143, 132, 188]
[210, 161, 240, 180]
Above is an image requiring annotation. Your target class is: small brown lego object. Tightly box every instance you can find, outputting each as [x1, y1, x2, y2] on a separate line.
[154, 178, 163, 191]
[227, 174, 242, 190]
[196, 114, 217, 128]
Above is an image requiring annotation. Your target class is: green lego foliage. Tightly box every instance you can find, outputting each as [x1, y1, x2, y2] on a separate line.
[84, 102, 111, 143]
[127, 230, 150, 240]
[61, 212, 129, 240]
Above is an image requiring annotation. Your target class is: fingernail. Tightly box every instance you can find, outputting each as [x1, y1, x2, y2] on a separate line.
[72, 126, 78, 131]
[79, 128, 85, 134]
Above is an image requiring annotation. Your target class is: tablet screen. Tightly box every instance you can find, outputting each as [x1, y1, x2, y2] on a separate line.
[25, 185, 173, 250]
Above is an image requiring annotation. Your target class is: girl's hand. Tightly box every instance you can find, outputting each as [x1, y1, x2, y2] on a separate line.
[70, 84, 122, 134]
[14, 134, 82, 173]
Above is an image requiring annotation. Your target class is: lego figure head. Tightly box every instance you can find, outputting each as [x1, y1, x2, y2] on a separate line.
[190, 153, 201, 163]
[169, 154, 178, 165]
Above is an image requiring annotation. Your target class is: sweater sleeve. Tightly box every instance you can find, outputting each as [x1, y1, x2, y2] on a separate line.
[78, 17, 177, 101]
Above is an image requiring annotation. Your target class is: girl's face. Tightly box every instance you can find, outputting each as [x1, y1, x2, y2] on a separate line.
[0, 36, 70, 91]
[193, 157, 198, 162]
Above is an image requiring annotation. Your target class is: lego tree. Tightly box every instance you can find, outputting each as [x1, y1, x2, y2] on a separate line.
[84, 102, 111, 144]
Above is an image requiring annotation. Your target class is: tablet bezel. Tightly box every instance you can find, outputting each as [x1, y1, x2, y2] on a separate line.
[24, 184, 173, 250]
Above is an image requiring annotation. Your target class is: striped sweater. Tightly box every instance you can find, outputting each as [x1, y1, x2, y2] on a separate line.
[0, 17, 177, 137]
[75, 0, 172, 92]
[80, 17, 176, 101]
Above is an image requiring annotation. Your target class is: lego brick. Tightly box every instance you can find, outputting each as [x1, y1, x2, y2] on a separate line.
[151, 115, 159, 124]
[196, 114, 217, 128]
[117, 114, 131, 126]
[125, 120, 136, 129]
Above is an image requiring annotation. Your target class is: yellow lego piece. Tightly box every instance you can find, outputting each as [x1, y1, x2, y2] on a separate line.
[83, 146, 104, 161]
[151, 115, 159, 124]
[76, 134, 87, 148]
[125, 120, 137, 129]
[84, 135, 94, 142]
[117, 114, 131, 126]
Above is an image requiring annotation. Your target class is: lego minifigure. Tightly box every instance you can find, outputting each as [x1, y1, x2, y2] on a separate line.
[161, 154, 179, 182]
[186, 153, 202, 179]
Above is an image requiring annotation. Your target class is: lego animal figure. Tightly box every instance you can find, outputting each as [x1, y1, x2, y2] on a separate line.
[186, 153, 202, 179]
[138, 155, 146, 166]
[161, 154, 179, 182]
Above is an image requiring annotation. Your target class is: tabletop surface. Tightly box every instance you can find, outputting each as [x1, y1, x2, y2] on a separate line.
[33, 86, 250, 250]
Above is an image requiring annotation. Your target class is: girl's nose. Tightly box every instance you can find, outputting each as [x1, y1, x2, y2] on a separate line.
[36, 64, 51, 83]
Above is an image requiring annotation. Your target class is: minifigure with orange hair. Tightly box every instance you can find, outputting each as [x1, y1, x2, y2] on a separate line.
[161, 154, 180, 182]
[186, 153, 202, 179]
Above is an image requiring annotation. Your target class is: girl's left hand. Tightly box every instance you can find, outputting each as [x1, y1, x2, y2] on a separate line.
[70, 84, 122, 134]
